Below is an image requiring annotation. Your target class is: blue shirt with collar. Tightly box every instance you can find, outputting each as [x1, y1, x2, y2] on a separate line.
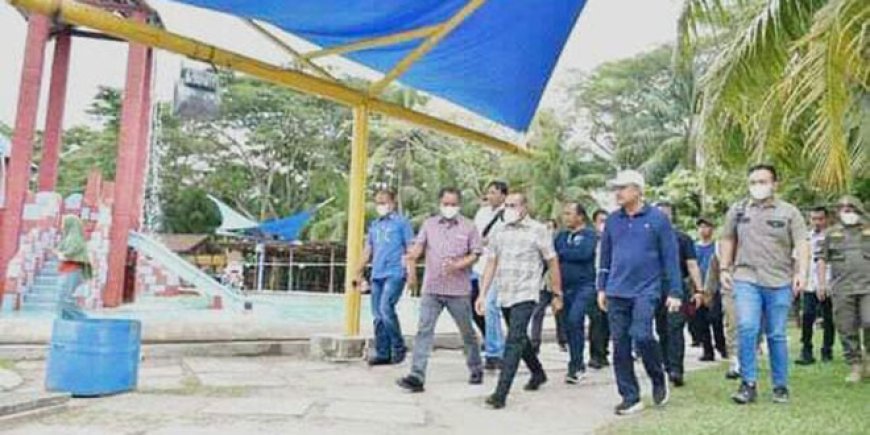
[597, 204, 683, 299]
[366, 212, 415, 280]
[555, 226, 598, 290]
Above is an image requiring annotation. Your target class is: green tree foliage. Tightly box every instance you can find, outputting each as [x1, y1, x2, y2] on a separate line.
[680, 0, 868, 192]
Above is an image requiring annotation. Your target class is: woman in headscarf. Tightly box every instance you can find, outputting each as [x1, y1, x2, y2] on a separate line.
[55, 215, 92, 319]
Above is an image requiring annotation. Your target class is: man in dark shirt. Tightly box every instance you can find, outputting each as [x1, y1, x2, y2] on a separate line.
[598, 170, 681, 415]
[555, 202, 598, 384]
[588, 209, 610, 369]
[653, 202, 705, 387]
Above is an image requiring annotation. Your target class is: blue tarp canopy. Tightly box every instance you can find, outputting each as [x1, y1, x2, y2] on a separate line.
[171, 1, 587, 132]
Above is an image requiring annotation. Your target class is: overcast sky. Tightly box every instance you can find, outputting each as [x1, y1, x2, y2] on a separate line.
[0, 0, 682, 130]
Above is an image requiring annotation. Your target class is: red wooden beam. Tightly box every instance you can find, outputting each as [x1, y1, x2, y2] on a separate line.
[0, 14, 50, 303]
[37, 30, 72, 192]
[103, 12, 148, 308]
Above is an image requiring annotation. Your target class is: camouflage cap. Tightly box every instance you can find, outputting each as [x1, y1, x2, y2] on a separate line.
[836, 195, 866, 215]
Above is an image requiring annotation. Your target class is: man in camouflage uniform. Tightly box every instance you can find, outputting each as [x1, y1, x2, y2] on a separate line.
[817, 195, 870, 383]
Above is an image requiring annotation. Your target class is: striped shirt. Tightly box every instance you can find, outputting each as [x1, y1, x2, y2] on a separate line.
[415, 215, 483, 296]
[486, 216, 557, 307]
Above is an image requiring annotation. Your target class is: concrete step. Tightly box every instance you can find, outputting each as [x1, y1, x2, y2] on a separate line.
[34, 276, 60, 286]
[23, 293, 58, 304]
[28, 284, 60, 293]
[20, 302, 56, 312]
[0, 392, 70, 420]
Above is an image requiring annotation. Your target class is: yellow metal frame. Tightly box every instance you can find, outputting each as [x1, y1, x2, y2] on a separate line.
[343, 104, 369, 335]
[243, 19, 336, 81]
[9, 0, 531, 336]
[369, 0, 486, 96]
[303, 24, 440, 60]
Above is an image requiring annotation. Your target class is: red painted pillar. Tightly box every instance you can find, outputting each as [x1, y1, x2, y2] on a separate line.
[0, 14, 51, 301]
[37, 31, 72, 192]
[131, 48, 153, 231]
[104, 20, 148, 308]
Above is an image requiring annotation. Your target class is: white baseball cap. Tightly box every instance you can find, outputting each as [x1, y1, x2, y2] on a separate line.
[607, 170, 645, 190]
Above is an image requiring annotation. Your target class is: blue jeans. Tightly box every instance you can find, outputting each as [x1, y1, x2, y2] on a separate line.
[57, 269, 87, 320]
[485, 285, 504, 358]
[734, 281, 792, 387]
[370, 277, 406, 360]
[607, 294, 666, 403]
[564, 286, 595, 373]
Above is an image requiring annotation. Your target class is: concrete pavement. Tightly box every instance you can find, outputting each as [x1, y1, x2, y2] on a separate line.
[1, 343, 715, 435]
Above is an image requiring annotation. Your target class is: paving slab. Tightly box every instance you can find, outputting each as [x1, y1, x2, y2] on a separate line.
[201, 397, 313, 417]
[91, 393, 208, 415]
[196, 371, 286, 388]
[0, 368, 24, 391]
[322, 400, 426, 425]
[137, 376, 189, 390]
[0, 392, 69, 418]
[1, 424, 118, 435]
[183, 357, 268, 374]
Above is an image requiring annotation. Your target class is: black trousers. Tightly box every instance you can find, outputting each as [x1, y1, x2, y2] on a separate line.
[697, 292, 727, 357]
[588, 303, 610, 363]
[800, 292, 835, 358]
[655, 298, 686, 377]
[493, 301, 545, 400]
[470, 278, 487, 339]
[530, 289, 567, 350]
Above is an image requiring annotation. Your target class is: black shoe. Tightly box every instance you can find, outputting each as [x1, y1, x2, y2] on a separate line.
[524, 373, 548, 391]
[795, 350, 815, 365]
[614, 399, 644, 415]
[601, 358, 611, 367]
[558, 343, 568, 352]
[532, 343, 541, 355]
[690, 342, 701, 348]
[772, 386, 789, 404]
[565, 369, 585, 385]
[484, 357, 503, 371]
[368, 357, 392, 366]
[391, 351, 407, 365]
[653, 379, 669, 406]
[396, 375, 425, 393]
[794, 356, 816, 365]
[718, 348, 729, 359]
[699, 354, 716, 362]
[588, 359, 603, 370]
[731, 382, 757, 404]
[485, 394, 505, 409]
[469, 371, 484, 385]
[669, 372, 685, 387]
[821, 353, 833, 363]
[725, 370, 741, 380]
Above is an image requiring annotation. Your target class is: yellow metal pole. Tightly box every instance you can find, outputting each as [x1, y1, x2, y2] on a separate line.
[243, 19, 336, 81]
[304, 24, 440, 60]
[368, 0, 486, 96]
[343, 104, 369, 336]
[7, 0, 529, 156]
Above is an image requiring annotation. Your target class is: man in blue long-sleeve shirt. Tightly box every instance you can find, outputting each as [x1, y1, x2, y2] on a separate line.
[555, 202, 598, 384]
[597, 170, 683, 416]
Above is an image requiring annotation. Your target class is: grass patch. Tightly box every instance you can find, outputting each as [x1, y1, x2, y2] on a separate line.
[599, 328, 869, 435]
[0, 359, 15, 371]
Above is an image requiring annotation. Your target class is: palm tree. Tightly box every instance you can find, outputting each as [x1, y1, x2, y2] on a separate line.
[678, 0, 869, 192]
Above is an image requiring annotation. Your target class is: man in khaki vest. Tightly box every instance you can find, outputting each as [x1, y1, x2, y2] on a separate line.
[817, 195, 870, 383]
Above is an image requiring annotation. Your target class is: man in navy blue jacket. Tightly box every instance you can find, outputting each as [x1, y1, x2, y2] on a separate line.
[555, 202, 598, 384]
[597, 170, 683, 416]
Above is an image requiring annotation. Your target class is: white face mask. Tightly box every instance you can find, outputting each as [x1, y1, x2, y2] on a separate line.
[440, 206, 460, 220]
[840, 211, 860, 226]
[749, 183, 773, 201]
[503, 208, 522, 224]
[375, 204, 391, 217]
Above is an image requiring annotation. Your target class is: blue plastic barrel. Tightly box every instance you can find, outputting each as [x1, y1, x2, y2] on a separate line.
[45, 318, 142, 397]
